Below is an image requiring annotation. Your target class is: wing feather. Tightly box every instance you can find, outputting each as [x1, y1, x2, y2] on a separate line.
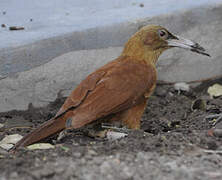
[57, 57, 157, 128]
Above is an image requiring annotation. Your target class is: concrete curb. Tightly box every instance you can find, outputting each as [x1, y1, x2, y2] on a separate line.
[1, 4, 221, 78]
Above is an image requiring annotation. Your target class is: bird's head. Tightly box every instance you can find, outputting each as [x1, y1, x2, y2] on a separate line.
[122, 25, 210, 64]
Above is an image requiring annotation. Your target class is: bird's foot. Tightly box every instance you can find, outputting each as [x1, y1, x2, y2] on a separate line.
[56, 129, 69, 142]
[86, 129, 108, 138]
[83, 123, 128, 140]
[101, 123, 130, 133]
[101, 123, 128, 140]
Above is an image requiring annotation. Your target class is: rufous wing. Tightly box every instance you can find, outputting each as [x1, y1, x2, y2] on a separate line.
[57, 56, 157, 129]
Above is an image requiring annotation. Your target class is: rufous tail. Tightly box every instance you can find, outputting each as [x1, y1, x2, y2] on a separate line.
[10, 115, 67, 152]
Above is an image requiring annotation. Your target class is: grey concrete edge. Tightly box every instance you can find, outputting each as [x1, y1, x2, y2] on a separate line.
[0, 4, 220, 78]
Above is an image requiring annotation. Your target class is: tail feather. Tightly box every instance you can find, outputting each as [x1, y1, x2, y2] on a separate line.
[10, 116, 67, 152]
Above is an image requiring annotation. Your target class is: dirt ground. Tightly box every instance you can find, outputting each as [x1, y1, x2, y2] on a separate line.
[0, 80, 222, 180]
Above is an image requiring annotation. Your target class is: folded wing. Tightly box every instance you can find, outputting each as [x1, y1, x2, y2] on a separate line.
[58, 56, 157, 129]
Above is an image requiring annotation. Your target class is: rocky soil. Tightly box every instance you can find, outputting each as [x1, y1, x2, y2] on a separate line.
[0, 80, 222, 180]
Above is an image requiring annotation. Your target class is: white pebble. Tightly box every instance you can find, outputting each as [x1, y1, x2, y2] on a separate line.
[174, 82, 190, 92]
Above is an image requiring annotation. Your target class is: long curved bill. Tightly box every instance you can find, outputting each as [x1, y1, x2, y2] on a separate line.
[167, 36, 210, 57]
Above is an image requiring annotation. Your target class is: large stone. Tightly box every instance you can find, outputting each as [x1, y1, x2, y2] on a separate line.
[0, 47, 122, 111]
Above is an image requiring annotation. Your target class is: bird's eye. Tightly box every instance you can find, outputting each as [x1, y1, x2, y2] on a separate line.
[158, 30, 168, 39]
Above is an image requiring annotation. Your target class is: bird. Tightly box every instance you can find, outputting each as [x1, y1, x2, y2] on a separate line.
[10, 25, 210, 152]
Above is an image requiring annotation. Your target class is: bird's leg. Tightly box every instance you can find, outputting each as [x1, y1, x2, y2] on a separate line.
[86, 128, 108, 138]
[80, 122, 109, 138]
[101, 123, 153, 136]
[101, 123, 130, 133]
[99, 100, 148, 140]
[99, 99, 148, 133]
[81, 100, 148, 139]
[120, 99, 147, 129]
[57, 129, 69, 142]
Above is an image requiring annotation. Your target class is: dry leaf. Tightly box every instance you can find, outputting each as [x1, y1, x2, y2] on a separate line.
[106, 131, 127, 141]
[0, 134, 23, 150]
[60, 146, 69, 152]
[207, 84, 222, 98]
[27, 143, 54, 150]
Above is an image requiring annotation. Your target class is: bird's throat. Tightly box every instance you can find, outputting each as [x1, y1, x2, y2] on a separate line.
[121, 38, 162, 65]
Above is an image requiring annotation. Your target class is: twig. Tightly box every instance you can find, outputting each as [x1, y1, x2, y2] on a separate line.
[6, 126, 33, 131]
[102, 124, 130, 133]
[213, 114, 222, 126]
[203, 149, 222, 154]
[101, 124, 153, 136]
[205, 113, 222, 126]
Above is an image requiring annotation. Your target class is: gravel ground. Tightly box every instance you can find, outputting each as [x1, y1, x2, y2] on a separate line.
[0, 80, 222, 180]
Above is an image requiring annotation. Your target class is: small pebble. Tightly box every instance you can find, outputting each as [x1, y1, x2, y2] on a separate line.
[213, 129, 222, 138]
[154, 87, 167, 97]
[88, 149, 97, 156]
[0, 123, 4, 128]
[106, 131, 127, 141]
[207, 140, 218, 150]
[10, 172, 18, 179]
[73, 152, 81, 158]
[174, 82, 190, 92]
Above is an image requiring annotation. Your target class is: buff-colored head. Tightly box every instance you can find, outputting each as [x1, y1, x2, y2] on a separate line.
[122, 25, 210, 64]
